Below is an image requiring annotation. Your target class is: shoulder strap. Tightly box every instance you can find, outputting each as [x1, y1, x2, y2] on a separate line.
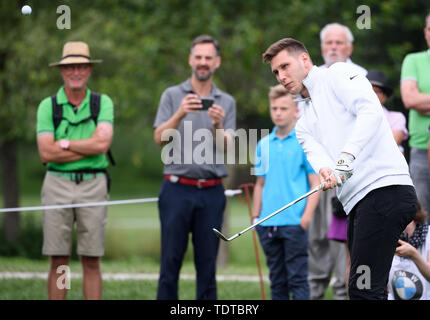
[89, 92, 116, 166]
[51, 95, 63, 130]
[90, 92, 101, 125]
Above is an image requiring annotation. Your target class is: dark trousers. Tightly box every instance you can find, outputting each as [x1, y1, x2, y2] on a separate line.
[347, 185, 417, 300]
[256, 225, 310, 300]
[156, 179, 226, 300]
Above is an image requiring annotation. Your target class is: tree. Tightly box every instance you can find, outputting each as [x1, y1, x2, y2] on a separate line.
[0, 0, 27, 242]
[1, 0, 429, 248]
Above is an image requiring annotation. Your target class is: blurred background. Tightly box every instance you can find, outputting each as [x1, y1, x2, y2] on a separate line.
[0, 0, 429, 281]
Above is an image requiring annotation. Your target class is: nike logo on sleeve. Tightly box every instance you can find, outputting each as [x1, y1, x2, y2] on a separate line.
[350, 75, 358, 80]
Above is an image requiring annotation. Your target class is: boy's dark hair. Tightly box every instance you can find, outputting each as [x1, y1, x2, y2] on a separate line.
[191, 35, 220, 56]
[263, 38, 310, 63]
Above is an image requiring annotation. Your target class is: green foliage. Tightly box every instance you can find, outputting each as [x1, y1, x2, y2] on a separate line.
[1, 1, 429, 158]
[0, 213, 43, 259]
[2, 0, 429, 154]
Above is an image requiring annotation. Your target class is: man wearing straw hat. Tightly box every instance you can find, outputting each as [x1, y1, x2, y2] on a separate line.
[36, 41, 114, 300]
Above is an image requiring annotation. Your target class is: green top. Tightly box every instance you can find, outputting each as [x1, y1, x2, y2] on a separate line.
[400, 50, 430, 149]
[37, 86, 114, 171]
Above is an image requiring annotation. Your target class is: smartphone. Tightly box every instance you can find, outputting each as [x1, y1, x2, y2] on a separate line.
[200, 98, 214, 111]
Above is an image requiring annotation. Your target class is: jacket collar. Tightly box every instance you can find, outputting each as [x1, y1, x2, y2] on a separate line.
[302, 65, 324, 96]
[180, 78, 221, 97]
[270, 127, 296, 141]
[56, 86, 90, 106]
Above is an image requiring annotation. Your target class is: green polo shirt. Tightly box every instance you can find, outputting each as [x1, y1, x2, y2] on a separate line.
[401, 50, 430, 149]
[37, 86, 114, 172]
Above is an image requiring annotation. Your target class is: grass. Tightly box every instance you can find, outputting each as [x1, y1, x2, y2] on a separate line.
[0, 256, 273, 300]
[0, 257, 334, 300]
[0, 278, 272, 300]
[0, 256, 267, 276]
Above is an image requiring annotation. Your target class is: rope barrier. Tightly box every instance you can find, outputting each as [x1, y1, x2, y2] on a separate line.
[0, 189, 242, 213]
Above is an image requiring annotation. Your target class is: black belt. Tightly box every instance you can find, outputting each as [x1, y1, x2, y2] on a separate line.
[47, 168, 111, 192]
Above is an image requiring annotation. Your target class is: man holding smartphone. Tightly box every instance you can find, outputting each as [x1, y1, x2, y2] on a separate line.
[153, 35, 236, 300]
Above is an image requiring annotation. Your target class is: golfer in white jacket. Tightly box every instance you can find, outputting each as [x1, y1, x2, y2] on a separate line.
[263, 37, 418, 300]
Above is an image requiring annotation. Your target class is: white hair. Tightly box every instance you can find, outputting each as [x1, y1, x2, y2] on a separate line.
[320, 23, 354, 44]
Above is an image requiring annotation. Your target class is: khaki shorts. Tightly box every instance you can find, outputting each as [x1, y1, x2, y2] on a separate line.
[41, 173, 108, 257]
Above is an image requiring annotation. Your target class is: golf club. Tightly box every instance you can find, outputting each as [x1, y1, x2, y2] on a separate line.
[213, 182, 327, 242]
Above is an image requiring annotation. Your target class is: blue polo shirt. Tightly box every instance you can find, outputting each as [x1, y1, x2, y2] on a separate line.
[254, 127, 315, 226]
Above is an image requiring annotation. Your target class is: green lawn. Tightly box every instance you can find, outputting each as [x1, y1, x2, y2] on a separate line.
[0, 256, 273, 300]
[0, 277, 273, 300]
[0, 257, 334, 300]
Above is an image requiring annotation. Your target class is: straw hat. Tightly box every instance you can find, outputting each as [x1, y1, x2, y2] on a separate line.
[49, 41, 102, 67]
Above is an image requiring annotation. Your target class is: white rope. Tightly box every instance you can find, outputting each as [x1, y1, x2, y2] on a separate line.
[0, 189, 243, 213]
[0, 198, 159, 213]
[224, 189, 243, 197]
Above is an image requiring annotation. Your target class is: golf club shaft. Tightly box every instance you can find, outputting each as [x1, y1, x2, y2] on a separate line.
[231, 182, 326, 240]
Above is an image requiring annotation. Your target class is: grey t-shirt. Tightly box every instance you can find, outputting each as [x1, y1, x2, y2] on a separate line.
[154, 79, 236, 179]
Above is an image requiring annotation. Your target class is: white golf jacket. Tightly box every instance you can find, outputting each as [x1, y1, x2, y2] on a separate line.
[295, 63, 413, 214]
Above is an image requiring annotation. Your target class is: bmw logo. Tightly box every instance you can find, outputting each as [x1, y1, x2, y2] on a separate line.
[392, 270, 423, 300]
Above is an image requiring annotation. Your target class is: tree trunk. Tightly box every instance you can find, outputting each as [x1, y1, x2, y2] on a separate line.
[0, 139, 20, 242]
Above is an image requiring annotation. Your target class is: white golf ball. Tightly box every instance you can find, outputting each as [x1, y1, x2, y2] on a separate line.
[21, 5, 32, 15]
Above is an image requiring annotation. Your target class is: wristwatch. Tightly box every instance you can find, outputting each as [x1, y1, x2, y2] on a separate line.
[60, 139, 70, 150]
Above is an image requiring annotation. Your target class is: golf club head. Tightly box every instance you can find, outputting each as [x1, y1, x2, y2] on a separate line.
[212, 228, 229, 241]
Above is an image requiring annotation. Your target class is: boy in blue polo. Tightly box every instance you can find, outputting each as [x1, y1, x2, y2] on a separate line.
[252, 85, 320, 300]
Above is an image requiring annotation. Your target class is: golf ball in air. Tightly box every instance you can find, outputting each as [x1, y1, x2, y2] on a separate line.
[22, 5, 32, 15]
